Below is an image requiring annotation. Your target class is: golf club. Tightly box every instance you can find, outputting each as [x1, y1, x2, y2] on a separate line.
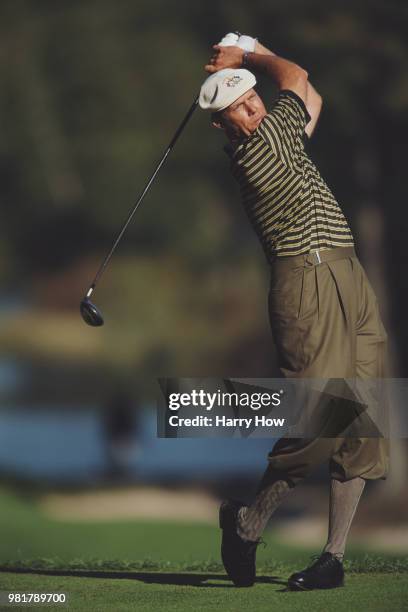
[80, 95, 199, 326]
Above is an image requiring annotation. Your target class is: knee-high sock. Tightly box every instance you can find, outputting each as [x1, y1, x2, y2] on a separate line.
[323, 477, 366, 560]
[237, 479, 292, 541]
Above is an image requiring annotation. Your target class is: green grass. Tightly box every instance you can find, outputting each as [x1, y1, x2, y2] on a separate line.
[1, 572, 407, 612]
[0, 487, 407, 611]
[2, 555, 408, 574]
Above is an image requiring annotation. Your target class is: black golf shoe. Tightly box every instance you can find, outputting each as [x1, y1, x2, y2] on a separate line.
[288, 552, 345, 590]
[219, 500, 261, 587]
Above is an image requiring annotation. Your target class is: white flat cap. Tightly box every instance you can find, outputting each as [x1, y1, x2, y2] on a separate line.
[199, 68, 257, 112]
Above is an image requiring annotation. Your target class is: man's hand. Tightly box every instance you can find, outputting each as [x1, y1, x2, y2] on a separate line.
[204, 45, 244, 73]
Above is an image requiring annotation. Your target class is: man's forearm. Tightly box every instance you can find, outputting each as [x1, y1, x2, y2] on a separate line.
[244, 51, 308, 102]
[252, 40, 322, 137]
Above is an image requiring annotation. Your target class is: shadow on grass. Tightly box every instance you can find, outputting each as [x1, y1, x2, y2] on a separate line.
[0, 568, 288, 589]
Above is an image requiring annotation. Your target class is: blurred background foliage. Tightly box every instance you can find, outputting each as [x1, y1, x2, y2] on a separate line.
[0, 0, 407, 386]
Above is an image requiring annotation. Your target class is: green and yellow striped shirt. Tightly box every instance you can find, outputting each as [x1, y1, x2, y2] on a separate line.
[227, 90, 354, 261]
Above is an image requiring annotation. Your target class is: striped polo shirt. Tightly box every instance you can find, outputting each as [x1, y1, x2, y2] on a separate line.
[226, 90, 354, 261]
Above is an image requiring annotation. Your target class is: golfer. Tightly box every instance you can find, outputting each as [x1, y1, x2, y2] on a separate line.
[199, 34, 389, 590]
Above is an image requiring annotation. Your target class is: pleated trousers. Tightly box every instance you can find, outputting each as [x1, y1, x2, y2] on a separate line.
[261, 246, 389, 487]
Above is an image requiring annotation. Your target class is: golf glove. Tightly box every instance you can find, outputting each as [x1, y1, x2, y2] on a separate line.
[237, 34, 257, 52]
[218, 32, 239, 47]
[218, 32, 257, 52]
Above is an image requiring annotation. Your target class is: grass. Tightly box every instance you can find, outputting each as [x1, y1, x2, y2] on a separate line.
[2, 555, 408, 574]
[1, 572, 406, 612]
[0, 486, 407, 611]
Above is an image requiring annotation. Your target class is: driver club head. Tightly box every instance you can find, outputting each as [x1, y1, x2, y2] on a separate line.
[80, 297, 104, 327]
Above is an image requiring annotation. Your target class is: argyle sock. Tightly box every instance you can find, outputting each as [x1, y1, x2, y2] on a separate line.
[323, 477, 366, 560]
[236, 479, 292, 541]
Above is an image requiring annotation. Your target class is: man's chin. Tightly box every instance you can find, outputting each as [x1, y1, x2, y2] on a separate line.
[247, 118, 263, 134]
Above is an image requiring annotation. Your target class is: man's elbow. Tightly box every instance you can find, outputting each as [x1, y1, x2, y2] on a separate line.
[280, 66, 309, 100]
[290, 66, 308, 88]
[278, 64, 308, 90]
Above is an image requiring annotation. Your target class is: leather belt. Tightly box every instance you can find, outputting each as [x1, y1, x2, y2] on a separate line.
[271, 246, 356, 269]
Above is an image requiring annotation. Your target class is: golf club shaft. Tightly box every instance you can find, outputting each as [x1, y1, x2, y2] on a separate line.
[86, 95, 199, 298]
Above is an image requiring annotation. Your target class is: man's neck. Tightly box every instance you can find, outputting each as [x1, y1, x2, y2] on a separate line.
[227, 132, 245, 150]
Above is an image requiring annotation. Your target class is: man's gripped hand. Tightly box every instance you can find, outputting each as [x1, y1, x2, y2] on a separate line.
[204, 45, 245, 73]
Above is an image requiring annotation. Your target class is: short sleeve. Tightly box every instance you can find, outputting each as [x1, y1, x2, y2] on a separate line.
[255, 90, 311, 159]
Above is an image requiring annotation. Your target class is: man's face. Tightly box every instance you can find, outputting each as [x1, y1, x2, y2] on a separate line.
[220, 89, 267, 139]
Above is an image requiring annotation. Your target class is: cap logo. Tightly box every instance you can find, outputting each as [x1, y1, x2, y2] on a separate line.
[222, 75, 243, 88]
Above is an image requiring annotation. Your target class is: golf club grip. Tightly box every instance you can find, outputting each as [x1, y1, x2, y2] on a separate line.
[89, 95, 199, 291]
